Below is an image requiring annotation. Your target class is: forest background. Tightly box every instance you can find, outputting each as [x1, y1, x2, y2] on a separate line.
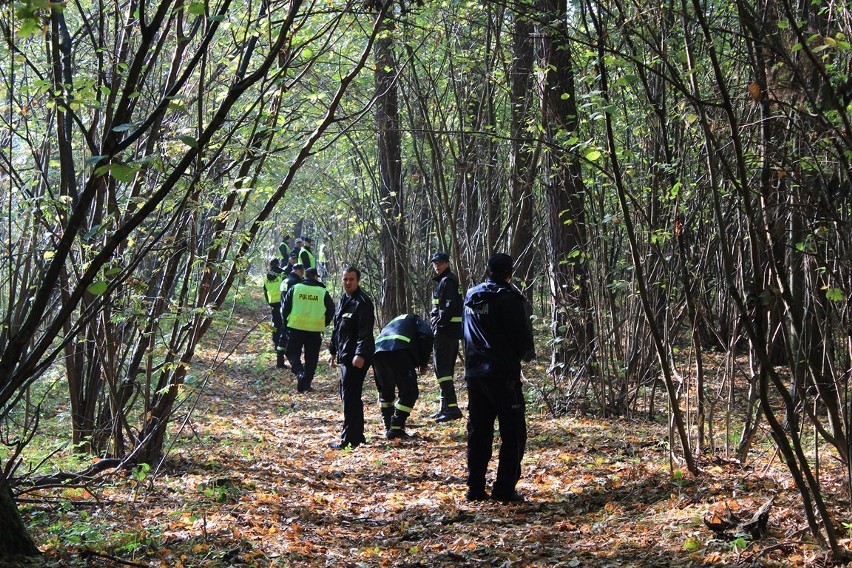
[2, 0, 852, 565]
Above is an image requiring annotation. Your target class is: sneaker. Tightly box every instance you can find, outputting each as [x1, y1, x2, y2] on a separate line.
[435, 406, 463, 423]
[386, 429, 412, 440]
[491, 490, 524, 503]
[465, 490, 490, 502]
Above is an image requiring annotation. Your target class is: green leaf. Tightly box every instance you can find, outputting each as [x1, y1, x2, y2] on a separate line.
[87, 281, 108, 296]
[18, 18, 41, 38]
[614, 74, 638, 87]
[84, 224, 102, 239]
[825, 287, 845, 302]
[110, 164, 140, 182]
[683, 537, 701, 551]
[85, 155, 108, 167]
[585, 149, 602, 161]
[111, 123, 133, 132]
[188, 2, 205, 15]
[731, 537, 748, 551]
[177, 135, 198, 148]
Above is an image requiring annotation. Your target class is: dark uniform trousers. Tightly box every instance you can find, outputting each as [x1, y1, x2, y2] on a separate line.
[271, 303, 284, 345]
[286, 328, 322, 390]
[373, 350, 419, 428]
[271, 303, 287, 368]
[339, 362, 370, 446]
[433, 331, 459, 406]
[466, 378, 527, 496]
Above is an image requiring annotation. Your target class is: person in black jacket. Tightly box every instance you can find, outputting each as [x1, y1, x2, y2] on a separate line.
[373, 314, 434, 439]
[328, 267, 376, 449]
[463, 253, 535, 503]
[429, 251, 464, 423]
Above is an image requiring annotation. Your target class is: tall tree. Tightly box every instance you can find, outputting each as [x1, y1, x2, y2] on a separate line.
[535, 0, 594, 376]
[507, 0, 539, 292]
[374, 2, 410, 317]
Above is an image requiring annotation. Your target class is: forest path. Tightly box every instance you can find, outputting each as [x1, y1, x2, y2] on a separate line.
[29, 299, 804, 567]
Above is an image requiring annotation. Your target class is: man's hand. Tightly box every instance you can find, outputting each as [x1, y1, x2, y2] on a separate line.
[352, 355, 366, 368]
[328, 354, 338, 368]
[418, 364, 428, 375]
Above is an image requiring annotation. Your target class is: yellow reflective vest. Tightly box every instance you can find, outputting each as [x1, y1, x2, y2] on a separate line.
[285, 281, 331, 332]
[264, 271, 284, 304]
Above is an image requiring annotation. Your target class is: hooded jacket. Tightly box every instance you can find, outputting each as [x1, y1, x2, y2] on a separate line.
[375, 314, 434, 366]
[463, 279, 535, 381]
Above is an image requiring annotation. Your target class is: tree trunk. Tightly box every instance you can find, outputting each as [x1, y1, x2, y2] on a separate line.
[536, 0, 594, 375]
[375, 19, 409, 318]
[508, 0, 538, 294]
[0, 470, 40, 557]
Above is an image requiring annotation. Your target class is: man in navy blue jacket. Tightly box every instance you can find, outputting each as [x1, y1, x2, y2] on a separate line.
[463, 253, 535, 503]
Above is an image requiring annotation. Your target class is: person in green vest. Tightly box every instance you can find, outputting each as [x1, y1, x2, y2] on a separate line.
[281, 267, 334, 392]
[291, 237, 304, 265]
[373, 314, 434, 439]
[298, 236, 316, 269]
[263, 258, 287, 369]
[277, 263, 304, 357]
[278, 233, 292, 263]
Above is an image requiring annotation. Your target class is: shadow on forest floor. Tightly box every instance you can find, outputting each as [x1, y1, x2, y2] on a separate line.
[16, 304, 836, 568]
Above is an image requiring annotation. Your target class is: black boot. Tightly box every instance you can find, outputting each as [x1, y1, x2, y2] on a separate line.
[386, 414, 412, 439]
[435, 380, 462, 422]
[435, 404, 462, 423]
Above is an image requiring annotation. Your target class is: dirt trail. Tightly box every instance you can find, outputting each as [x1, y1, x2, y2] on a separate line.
[28, 305, 811, 567]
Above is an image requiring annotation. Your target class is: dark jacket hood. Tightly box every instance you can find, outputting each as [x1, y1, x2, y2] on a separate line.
[465, 279, 512, 307]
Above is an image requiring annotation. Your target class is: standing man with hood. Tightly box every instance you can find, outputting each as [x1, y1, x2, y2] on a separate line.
[429, 251, 464, 422]
[463, 253, 535, 503]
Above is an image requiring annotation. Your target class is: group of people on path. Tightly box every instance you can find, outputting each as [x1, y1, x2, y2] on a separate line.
[263, 235, 329, 377]
[263, 244, 535, 503]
